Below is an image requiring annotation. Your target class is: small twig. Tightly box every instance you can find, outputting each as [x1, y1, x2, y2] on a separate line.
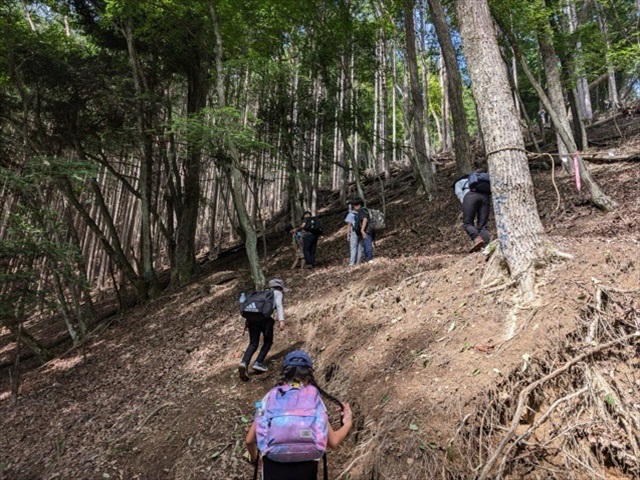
[136, 402, 174, 431]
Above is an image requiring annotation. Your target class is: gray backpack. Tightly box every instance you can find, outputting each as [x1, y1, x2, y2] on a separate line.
[367, 208, 386, 232]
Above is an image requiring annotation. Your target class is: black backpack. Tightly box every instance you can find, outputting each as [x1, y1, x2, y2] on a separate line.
[304, 216, 324, 235]
[240, 289, 275, 320]
[468, 172, 491, 194]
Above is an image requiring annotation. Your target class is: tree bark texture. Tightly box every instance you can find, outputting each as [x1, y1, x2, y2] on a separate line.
[455, 0, 547, 285]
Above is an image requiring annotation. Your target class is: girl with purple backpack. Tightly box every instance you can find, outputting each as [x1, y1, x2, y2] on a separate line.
[245, 350, 353, 480]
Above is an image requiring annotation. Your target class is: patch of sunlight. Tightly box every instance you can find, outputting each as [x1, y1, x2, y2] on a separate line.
[44, 355, 84, 373]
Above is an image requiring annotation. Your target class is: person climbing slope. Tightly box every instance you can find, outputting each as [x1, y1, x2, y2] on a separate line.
[350, 198, 374, 262]
[245, 350, 353, 480]
[295, 211, 323, 269]
[453, 169, 492, 252]
[238, 279, 288, 381]
[344, 202, 364, 266]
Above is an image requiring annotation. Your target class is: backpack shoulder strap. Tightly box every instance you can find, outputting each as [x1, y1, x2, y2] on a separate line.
[323, 453, 328, 480]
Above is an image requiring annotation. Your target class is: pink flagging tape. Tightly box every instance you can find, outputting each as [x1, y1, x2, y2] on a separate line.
[572, 152, 581, 192]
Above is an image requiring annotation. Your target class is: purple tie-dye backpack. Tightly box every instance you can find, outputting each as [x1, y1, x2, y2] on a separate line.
[255, 383, 328, 462]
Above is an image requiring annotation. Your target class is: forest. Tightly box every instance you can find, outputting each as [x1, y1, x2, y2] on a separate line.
[1, 0, 639, 479]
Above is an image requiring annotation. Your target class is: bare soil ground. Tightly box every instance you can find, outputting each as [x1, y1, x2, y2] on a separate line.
[1, 112, 639, 479]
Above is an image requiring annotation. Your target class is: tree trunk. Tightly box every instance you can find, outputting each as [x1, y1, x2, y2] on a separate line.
[595, 3, 620, 107]
[210, 1, 265, 289]
[1, 316, 54, 364]
[428, 0, 473, 175]
[122, 20, 160, 297]
[455, 0, 547, 294]
[564, 0, 593, 123]
[170, 51, 208, 288]
[537, 28, 574, 169]
[502, 27, 619, 212]
[403, 0, 436, 199]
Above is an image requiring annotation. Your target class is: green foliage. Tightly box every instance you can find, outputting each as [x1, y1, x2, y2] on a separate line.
[168, 107, 271, 156]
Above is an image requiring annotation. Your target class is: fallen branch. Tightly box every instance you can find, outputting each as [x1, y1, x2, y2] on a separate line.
[478, 331, 640, 480]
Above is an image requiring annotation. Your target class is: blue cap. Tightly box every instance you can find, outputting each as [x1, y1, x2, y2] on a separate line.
[283, 350, 313, 368]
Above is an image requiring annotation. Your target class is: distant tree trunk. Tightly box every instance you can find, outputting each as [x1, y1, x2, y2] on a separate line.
[379, 36, 391, 181]
[122, 20, 159, 297]
[595, 3, 620, 107]
[403, 0, 436, 200]
[428, 0, 473, 175]
[564, 0, 593, 123]
[537, 29, 573, 170]
[503, 27, 619, 212]
[455, 0, 547, 296]
[210, 1, 265, 289]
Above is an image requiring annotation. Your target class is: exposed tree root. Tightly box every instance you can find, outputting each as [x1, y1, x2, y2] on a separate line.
[462, 287, 640, 480]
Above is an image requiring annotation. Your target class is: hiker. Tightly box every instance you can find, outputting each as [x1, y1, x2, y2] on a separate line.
[238, 279, 288, 381]
[245, 350, 353, 480]
[453, 169, 491, 252]
[296, 211, 323, 269]
[285, 224, 305, 269]
[344, 202, 364, 266]
[350, 198, 374, 262]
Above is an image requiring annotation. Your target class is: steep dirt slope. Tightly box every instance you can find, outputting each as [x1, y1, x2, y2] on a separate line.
[0, 152, 638, 479]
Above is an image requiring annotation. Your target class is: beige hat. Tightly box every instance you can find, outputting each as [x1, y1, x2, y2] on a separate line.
[268, 278, 289, 292]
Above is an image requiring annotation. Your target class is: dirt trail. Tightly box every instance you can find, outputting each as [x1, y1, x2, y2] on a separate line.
[1, 125, 639, 479]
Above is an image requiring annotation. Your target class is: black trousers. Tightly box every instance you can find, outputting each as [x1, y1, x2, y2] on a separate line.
[241, 317, 274, 365]
[462, 192, 490, 243]
[303, 233, 318, 266]
[262, 456, 318, 480]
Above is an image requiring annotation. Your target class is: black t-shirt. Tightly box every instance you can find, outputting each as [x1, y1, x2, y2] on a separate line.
[357, 208, 371, 235]
[262, 456, 318, 480]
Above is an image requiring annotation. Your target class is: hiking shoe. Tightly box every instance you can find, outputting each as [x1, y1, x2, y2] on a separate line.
[470, 237, 485, 253]
[238, 362, 249, 381]
[252, 361, 268, 373]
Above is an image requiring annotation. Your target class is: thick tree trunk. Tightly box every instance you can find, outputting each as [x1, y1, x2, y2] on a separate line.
[171, 54, 208, 288]
[403, 0, 436, 200]
[428, 0, 473, 175]
[455, 0, 547, 292]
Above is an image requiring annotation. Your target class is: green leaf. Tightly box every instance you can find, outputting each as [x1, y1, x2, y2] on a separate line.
[241, 415, 250, 424]
[409, 423, 419, 431]
[604, 394, 615, 406]
[471, 368, 481, 376]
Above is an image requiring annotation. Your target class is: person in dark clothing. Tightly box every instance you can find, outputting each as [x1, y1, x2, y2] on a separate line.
[453, 171, 491, 252]
[239, 279, 288, 381]
[296, 211, 319, 269]
[350, 198, 374, 262]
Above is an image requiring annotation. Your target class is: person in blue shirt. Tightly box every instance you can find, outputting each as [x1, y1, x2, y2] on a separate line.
[344, 202, 364, 266]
